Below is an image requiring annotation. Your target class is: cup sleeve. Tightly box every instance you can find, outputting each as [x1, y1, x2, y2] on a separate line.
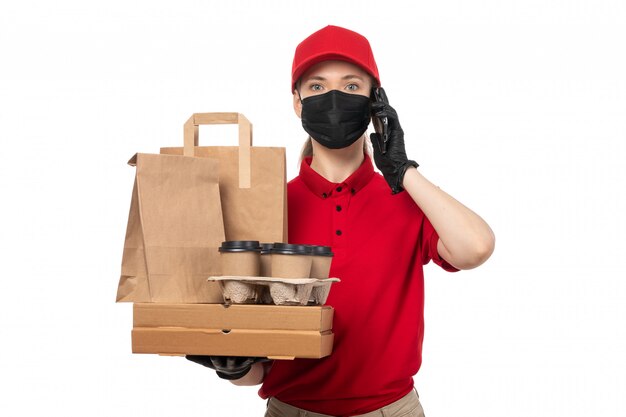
[422, 215, 460, 273]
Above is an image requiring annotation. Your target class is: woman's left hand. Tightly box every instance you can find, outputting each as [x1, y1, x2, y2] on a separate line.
[370, 87, 418, 194]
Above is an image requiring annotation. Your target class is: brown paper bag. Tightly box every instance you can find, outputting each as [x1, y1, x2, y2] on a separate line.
[116, 152, 226, 303]
[160, 113, 288, 243]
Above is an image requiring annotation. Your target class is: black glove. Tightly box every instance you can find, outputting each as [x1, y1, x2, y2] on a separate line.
[370, 87, 419, 194]
[185, 355, 270, 380]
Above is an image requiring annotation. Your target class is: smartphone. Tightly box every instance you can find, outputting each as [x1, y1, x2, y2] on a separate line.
[371, 87, 389, 154]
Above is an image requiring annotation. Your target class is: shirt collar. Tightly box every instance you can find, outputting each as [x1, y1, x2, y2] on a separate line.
[299, 154, 375, 199]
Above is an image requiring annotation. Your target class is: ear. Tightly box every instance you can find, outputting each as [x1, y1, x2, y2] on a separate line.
[293, 89, 302, 119]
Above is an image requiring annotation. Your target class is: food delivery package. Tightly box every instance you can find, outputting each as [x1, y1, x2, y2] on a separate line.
[117, 112, 288, 303]
[116, 152, 225, 303]
[131, 303, 334, 359]
[161, 112, 287, 243]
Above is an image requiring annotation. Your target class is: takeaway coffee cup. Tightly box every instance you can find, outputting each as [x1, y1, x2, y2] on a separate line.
[308, 245, 334, 305]
[218, 241, 261, 304]
[218, 240, 262, 276]
[269, 243, 313, 305]
[260, 243, 274, 277]
[309, 245, 334, 279]
[257, 243, 275, 304]
[270, 243, 312, 278]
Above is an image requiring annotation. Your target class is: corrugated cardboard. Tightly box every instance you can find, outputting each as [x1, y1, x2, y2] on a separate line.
[131, 303, 334, 359]
[132, 328, 333, 359]
[133, 303, 333, 331]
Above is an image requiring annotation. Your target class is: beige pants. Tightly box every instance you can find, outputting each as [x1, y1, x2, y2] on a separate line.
[264, 388, 425, 417]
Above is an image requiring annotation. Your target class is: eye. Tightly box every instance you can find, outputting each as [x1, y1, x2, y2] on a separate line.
[345, 83, 359, 91]
[310, 83, 323, 92]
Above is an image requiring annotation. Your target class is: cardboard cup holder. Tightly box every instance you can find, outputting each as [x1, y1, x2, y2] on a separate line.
[208, 276, 340, 306]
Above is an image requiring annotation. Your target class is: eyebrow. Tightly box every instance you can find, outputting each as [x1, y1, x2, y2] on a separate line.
[342, 74, 365, 81]
[304, 74, 365, 82]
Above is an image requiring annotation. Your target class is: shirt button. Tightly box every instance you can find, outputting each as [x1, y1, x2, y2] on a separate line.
[322, 192, 327, 199]
[336, 230, 342, 236]
[336, 205, 342, 212]
[351, 188, 356, 195]
[336, 186, 343, 192]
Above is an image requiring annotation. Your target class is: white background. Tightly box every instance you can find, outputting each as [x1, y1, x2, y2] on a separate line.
[1, 1, 624, 416]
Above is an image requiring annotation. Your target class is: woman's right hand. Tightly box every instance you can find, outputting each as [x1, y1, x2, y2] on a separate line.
[185, 355, 270, 381]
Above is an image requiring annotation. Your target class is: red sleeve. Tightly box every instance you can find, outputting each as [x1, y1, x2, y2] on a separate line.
[422, 215, 460, 273]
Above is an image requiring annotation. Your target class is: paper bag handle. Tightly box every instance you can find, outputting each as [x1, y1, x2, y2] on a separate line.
[183, 113, 252, 188]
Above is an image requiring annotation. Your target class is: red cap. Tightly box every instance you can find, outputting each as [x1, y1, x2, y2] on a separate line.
[291, 25, 380, 92]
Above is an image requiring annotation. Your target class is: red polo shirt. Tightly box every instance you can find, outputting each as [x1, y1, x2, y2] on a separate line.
[258, 155, 458, 416]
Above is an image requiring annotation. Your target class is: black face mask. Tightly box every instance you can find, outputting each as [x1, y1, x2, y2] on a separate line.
[300, 90, 371, 149]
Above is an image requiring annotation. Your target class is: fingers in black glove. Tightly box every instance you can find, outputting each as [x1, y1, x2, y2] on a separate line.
[371, 98, 400, 132]
[185, 355, 270, 381]
[370, 132, 418, 194]
[369, 87, 419, 194]
[186, 355, 217, 369]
